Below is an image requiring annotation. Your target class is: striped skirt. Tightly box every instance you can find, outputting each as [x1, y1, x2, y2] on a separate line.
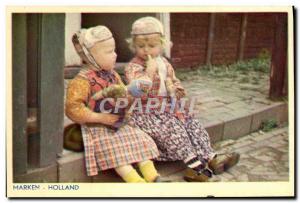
[81, 124, 159, 176]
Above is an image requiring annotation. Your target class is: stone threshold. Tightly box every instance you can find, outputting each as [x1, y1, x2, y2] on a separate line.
[14, 102, 288, 183]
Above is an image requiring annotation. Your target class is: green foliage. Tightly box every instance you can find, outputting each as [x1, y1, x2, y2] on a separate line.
[238, 77, 250, 83]
[260, 119, 278, 132]
[251, 77, 260, 85]
[232, 58, 271, 73]
[257, 48, 271, 60]
[175, 56, 271, 82]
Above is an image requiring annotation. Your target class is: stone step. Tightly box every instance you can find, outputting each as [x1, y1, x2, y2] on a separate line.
[15, 101, 288, 183]
[56, 148, 186, 183]
[58, 101, 288, 183]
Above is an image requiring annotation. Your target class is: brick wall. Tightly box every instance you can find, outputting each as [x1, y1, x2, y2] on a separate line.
[170, 13, 209, 67]
[170, 13, 278, 68]
[211, 13, 242, 65]
[244, 13, 276, 59]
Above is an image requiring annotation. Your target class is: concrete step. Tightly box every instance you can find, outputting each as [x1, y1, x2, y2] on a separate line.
[16, 101, 288, 183]
[57, 149, 186, 183]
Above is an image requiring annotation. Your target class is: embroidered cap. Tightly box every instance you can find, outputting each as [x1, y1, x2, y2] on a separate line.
[72, 25, 113, 69]
[78, 25, 113, 49]
[131, 16, 164, 36]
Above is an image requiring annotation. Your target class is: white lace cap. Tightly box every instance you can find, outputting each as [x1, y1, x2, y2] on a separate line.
[131, 16, 164, 36]
[78, 25, 113, 49]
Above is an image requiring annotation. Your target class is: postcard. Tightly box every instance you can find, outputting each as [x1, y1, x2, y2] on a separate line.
[6, 6, 294, 198]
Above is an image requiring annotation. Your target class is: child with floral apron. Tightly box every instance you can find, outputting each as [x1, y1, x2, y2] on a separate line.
[125, 17, 240, 182]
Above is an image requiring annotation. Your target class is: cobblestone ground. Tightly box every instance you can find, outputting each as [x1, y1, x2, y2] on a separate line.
[165, 127, 289, 182]
[180, 72, 282, 126]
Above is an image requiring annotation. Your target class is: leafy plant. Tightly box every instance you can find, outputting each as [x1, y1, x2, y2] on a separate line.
[260, 119, 278, 132]
[174, 56, 271, 81]
[238, 77, 250, 83]
[258, 48, 271, 60]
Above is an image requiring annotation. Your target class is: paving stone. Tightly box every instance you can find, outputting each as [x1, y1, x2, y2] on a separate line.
[250, 139, 279, 149]
[233, 146, 254, 154]
[206, 127, 289, 182]
[226, 165, 248, 177]
[213, 139, 236, 150]
[226, 101, 249, 110]
[272, 161, 289, 173]
[264, 150, 282, 160]
[248, 174, 268, 181]
[187, 89, 211, 97]
[200, 101, 226, 109]
[196, 117, 210, 125]
[277, 147, 289, 153]
[277, 172, 289, 177]
[237, 156, 264, 170]
[194, 105, 208, 113]
[239, 94, 256, 100]
[203, 114, 225, 123]
[230, 139, 254, 149]
[211, 107, 232, 114]
[247, 146, 273, 157]
[253, 97, 273, 105]
[250, 165, 278, 175]
[264, 174, 289, 181]
[283, 162, 289, 169]
[231, 108, 253, 116]
[280, 154, 289, 162]
[196, 96, 221, 104]
[251, 131, 277, 142]
[269, 127, 289, 135]
[215, 147, 236, 155]
[255, 155, 275, 162]
[234, 134, 254, 142]
[218, 96, 241, 104]
[239, 84, 262, 92]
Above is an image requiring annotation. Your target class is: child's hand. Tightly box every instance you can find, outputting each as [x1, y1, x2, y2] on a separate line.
[175, 87, 186, 99]
[165, 77, 176, 97]
[146, 55, 158, 77]
[103, 114, 120, 126]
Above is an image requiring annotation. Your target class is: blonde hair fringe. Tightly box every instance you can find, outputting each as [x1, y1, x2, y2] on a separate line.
[126, 35, 172, 54]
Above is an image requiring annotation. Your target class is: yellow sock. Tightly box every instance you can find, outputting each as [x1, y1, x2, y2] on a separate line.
[115, 165, 146, 183]
[138, 160, 159, 182]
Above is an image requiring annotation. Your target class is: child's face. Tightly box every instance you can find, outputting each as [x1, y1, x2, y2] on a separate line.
[134, 34, 162, 60]
[89, 38, 117, 71]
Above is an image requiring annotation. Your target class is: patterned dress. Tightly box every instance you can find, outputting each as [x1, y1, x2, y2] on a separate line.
[125, 56, 216, 162]
[66, 66, 159, 176]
